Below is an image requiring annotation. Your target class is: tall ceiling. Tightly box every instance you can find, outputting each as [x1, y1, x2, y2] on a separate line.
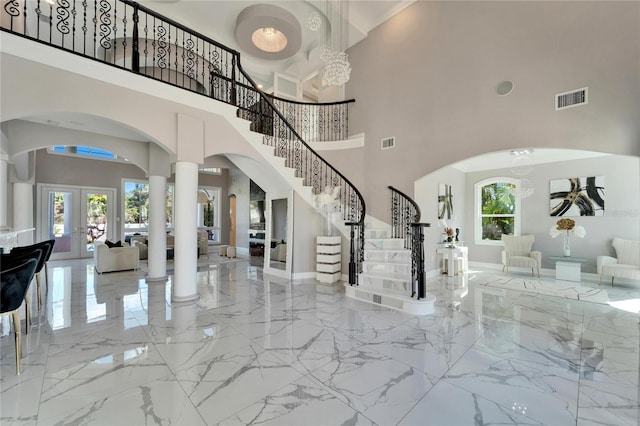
[143, 1, 416, 91]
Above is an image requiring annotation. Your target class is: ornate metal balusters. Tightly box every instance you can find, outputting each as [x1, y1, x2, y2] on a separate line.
[389, 186, 429, 298]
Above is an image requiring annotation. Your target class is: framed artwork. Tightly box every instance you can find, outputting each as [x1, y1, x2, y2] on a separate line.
[549, 176, 605, 216]
[438, 183, 453, 219]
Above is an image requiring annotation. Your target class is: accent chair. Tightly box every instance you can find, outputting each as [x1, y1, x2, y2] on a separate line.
[501, 234, 541, 278]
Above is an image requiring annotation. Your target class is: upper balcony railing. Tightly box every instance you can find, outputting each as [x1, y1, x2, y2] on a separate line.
[2, 0, 366, 283]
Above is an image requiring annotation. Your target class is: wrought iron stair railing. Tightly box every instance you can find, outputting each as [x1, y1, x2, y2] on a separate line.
[389, 186, 430, 299]
[1, 0, 366, 283]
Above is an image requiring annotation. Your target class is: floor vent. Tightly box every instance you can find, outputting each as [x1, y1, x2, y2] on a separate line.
[556, 87, 588, 111]
[381, 137, 395, 150]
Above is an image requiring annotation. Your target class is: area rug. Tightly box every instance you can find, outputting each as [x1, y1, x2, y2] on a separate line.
[474, 273, 610, 304]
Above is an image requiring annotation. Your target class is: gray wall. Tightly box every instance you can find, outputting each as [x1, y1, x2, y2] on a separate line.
[345, 1, 640, 221]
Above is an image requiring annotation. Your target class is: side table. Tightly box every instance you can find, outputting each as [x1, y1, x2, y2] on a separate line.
[436, 246, 468, 277]
[549, 256, 588, 282]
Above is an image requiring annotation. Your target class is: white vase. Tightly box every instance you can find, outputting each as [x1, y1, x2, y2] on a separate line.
[324, 214, 333, 236]
[563, 233, 571, 257]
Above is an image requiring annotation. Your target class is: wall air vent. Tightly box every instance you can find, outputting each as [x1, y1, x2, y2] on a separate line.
[381, 137, 395, 150]
[555, 87, 588, 111]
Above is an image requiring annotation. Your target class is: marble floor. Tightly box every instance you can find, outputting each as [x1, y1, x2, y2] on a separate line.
[1, 257, 638, 425]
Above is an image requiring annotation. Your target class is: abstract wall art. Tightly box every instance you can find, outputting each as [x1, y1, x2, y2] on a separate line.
[549, 176, 605, 216]
[438, 183, 453, 219]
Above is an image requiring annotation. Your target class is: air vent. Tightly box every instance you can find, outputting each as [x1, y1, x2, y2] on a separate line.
[381, 137, 395, 150]
[556, 87, 588, 111]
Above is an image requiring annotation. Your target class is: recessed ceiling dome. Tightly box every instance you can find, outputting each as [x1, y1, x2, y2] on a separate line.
[235, 4, 302, 60]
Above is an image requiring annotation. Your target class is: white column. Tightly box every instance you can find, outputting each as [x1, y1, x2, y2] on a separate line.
[147, 175, 167, 281]
[172, 161, 198, 303]
[13, 182, 34, 245]
[0, 156, 8, 228]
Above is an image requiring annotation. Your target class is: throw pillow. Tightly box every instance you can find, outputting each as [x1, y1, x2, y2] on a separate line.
[105, 240, 123, 248]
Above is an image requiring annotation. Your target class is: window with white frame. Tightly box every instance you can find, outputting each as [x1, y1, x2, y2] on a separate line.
[474, 178, 520, 245]
[122, 180, 174, 237]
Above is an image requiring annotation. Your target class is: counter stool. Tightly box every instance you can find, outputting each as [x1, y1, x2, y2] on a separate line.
[219, 245, 228, 257]
[227, 246, 236, 258]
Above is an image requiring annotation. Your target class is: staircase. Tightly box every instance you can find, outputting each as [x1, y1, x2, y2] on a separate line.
[0, 0, 366, 283]
[345, 227, 435, 315]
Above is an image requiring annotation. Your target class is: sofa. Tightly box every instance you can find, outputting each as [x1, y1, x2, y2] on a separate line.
[94, 242, 139, 274]
[597, 238, 640, 286]
[130, 236, 148, 260]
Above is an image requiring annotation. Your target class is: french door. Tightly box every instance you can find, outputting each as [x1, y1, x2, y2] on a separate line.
[39, 184, 116, 260]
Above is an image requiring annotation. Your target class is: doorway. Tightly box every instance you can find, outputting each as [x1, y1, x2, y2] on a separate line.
[38, 184, 116, 260]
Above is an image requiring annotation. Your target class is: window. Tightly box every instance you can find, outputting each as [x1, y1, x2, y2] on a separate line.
[123, 180, 149, 235]
[475, 178, 521, 245]
[49, 146, 124, 161]
[122, 180, 174, 237]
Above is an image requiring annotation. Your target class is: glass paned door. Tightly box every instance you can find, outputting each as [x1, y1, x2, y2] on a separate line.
[40, 185, 115, 260]
[48, 190, 74, 257]
[84, 190, 110, 254]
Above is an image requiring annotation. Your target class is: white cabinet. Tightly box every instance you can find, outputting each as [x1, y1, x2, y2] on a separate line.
[316, 236, 341, 283]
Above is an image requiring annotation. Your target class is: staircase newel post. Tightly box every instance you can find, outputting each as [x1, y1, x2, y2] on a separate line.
[131, 3, 140, 73]
[347, 222, 356, 285]
[412, 223, 429, 300]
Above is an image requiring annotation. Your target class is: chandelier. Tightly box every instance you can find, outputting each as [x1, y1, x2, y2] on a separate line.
[508, 149, 535, 199]
[321, 0, 351, 86]
[307, 11, 321, 32]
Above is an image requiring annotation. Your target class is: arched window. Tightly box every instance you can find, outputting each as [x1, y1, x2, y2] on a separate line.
[474, 177, 521, 245]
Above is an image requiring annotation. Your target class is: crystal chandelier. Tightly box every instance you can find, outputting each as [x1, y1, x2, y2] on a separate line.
[508, 149, 535, 199]
[323, 50, 351, 86]
[307, 11, 321, 32]
[321, 0, 350, 86]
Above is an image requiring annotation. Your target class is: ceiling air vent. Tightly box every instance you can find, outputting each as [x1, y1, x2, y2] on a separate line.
[381, 137, 395, 150]
[555, 87, 588, 111]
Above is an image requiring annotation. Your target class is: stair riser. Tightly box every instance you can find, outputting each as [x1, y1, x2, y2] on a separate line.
[364, 229, 391, 239]
[364, 239, 405, 250]
[363, 251, 411, 263]
[358, 275, 412, 293]
[362, 262, 411, 276]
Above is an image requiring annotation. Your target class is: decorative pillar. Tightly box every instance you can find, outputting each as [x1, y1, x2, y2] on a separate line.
[13, 182, 34, 245]
[147, 175, 167, 281]
[172, 161, 198, 303]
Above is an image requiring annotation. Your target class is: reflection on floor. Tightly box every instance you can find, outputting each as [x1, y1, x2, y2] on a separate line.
[1, 258, 638, 425]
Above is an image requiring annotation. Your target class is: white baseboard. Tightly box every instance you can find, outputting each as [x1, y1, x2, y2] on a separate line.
[292, 272, 316, 280]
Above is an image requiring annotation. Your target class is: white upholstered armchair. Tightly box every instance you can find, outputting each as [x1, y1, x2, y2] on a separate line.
[501, 234, 541, 278]
[597, 238, 640, 286]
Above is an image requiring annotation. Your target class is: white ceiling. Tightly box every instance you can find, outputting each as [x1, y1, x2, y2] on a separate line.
[143, 0, 416, 88]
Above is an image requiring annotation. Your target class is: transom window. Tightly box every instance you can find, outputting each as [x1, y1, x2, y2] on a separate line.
[475, 177, 521, 245]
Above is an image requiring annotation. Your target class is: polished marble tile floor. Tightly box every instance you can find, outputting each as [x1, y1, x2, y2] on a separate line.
[1, 258, 638, 425]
